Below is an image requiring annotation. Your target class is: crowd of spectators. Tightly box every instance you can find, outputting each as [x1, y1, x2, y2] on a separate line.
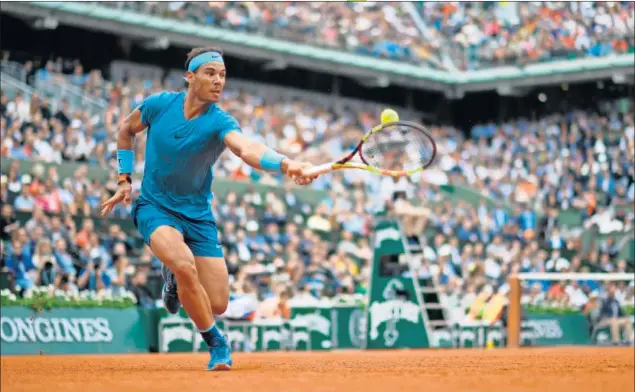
[448, 99, 635, 219]
[100, 1, 444, 69]
[417, 2, 635, 70]
[98, 1, 634, 70]
[0, 159, 375, 310]
[1, 51, 634, 321]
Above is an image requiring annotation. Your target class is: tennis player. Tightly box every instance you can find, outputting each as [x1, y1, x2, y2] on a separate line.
[101, 47, 316, 370]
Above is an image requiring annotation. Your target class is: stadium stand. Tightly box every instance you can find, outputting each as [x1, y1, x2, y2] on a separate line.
[99, 1, 635, 71]
[0, 2, 633, 328]
[416, 1, 635, 70]
[2, 55, 633, 323]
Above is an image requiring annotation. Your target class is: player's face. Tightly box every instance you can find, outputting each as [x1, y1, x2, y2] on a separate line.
[189, 62, 226, 103]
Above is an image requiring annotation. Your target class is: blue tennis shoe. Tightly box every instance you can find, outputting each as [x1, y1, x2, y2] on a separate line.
[160, 264, 181, 314]
[207, 335, 233, 371]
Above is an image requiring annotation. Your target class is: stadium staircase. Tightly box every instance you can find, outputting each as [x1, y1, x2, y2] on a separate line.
[398, 221, 454, 341]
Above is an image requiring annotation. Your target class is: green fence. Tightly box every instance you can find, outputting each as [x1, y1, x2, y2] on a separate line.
[0, 306, 149, 355]
[431, 313, 592, 348]
[3, 303, 627, 355]
[157, 304, 366, 353]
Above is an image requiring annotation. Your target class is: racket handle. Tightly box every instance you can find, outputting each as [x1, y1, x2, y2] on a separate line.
[301, 163, 335, 177]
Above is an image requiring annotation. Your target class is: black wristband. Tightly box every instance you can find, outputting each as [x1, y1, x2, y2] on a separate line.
[117, 174, 131, 185]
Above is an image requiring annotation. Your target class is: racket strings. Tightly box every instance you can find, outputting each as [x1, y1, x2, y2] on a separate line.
[361, 124, 435, 172]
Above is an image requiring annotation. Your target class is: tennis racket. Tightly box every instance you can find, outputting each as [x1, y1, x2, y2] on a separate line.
[302, 121, 437, 178]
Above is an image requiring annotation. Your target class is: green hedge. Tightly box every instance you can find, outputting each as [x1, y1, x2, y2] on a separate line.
[524, 304, 583, 315]
[0, 287, 137, 311]
[526, 304, 635, 316]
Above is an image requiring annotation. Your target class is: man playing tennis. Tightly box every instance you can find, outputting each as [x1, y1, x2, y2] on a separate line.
[101, 47, 316, 370]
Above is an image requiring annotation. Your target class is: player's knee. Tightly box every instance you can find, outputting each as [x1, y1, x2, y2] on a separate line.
[212, 301, 228, 315]
[171, 259, 198, 284]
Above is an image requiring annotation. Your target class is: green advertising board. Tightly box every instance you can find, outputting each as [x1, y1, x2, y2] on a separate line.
[289, 306, 334, 350]
[289, 304, 366, 351]
[432, 313, 593, 349]
[0, 306, 148, 355]
[524, 313, 592, 346]
[432, 323, 535, 348]
[158, 304, 366, 353]
[157, 308, 311, 353]
[332, 305, 367, 349]
[365, 220, 429, 349]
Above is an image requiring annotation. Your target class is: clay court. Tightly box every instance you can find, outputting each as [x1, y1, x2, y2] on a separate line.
[2, 347, 633, 392]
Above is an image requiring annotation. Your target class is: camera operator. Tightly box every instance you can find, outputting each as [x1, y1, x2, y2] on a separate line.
[77, 256, 111, 292]
[32, 239, 59, 287]
[58, 273, 79, 297]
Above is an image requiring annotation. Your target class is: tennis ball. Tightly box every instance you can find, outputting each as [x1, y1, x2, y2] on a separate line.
[380, 109, 399, 124]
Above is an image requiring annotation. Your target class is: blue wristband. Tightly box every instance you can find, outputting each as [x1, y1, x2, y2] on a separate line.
[117, 149, 135, 174]
[259, 149, 287, 173]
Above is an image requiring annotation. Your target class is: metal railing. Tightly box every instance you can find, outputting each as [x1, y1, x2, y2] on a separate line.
[1, 59, 107, 116]
[0, 72, 38, 105]
[0, 60, 27, 83]
[34, 77, 107, 116]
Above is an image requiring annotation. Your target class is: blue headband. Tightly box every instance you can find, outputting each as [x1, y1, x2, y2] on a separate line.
[188, 52, 224, 72]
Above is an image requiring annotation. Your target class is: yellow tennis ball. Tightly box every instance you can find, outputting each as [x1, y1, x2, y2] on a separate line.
[380, 109, 399, 124]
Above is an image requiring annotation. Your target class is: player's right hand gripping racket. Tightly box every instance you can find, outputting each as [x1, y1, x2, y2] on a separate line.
[302, 121, 437, 178]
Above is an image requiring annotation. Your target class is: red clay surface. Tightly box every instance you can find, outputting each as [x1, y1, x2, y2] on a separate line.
[2, 347, 633, 392]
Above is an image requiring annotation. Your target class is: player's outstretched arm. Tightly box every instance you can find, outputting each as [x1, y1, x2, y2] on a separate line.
[101, 109, 147, 216]
[223, 131, 317, 185]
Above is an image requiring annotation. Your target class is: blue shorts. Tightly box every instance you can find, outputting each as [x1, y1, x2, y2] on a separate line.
[132, 196, 223, 258]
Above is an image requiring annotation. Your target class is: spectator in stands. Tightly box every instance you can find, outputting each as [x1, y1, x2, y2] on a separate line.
[127, 267, 153, 307]
[1, 35, 633, 315]
[6, 92, 30, 122]
[4, 239, 35, 293]
[256, 285, 292, 320]
[0, 204, 18, 242]
[76, 256, 110, 292]
[13, 186, 35, 212]
[597, 283, 634, 345]
[0, 241, 5, 268]
[32, 238, 58, 287]
[52, 238, 77, 275]
[106, 255, 129, 297]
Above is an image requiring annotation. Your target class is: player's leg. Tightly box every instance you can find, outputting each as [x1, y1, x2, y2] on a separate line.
[133, 200, 229, 370]
[183, 219, 229, 314]
[148, 226, 214, 330]
[194, 256, 230, 315]
[133, 199, 182, 314]
[184, 219, 232, 370]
